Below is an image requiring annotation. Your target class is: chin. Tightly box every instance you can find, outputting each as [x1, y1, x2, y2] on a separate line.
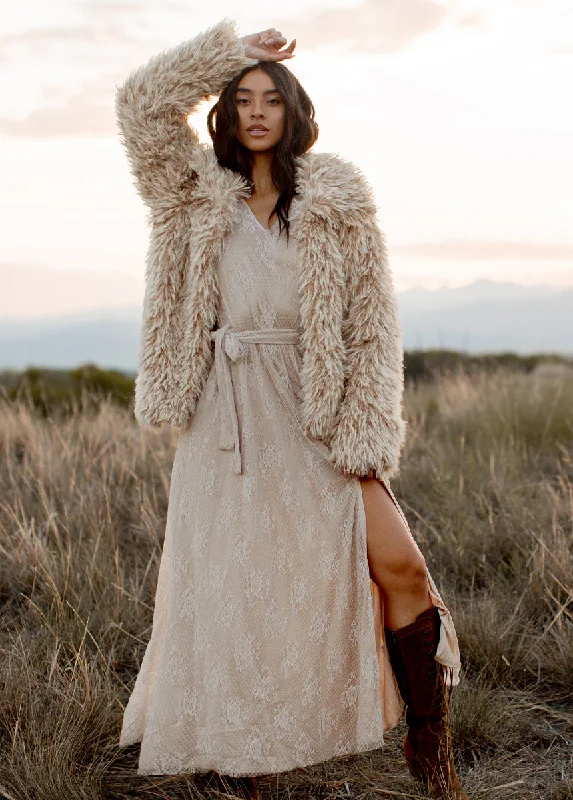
[239, 133, 281, 152]
[243, 143, 278, 154]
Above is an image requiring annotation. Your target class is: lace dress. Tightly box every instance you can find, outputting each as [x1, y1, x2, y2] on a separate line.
[118, 197, 461, 777]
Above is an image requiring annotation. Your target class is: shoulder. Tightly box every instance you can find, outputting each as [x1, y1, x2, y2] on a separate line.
[292, 150, 378, 226]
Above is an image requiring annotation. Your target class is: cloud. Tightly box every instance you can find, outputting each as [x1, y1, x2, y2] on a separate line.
[0, 26, 103, 63]
[0, 0, 181, 63]
[0, 76, 117, 137]
[0, 0, 469, 138]
[288, 0, 449, 54]
[0, 0, 180, 136]
[0, 0, 451, 63]
[455, 9, 489, 29]
[391, 240, 573, 260]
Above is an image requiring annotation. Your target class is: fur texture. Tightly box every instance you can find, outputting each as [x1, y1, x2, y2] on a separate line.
[115, 17, 408, 480]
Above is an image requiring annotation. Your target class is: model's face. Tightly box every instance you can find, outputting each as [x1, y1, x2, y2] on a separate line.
[235, 68, 285, 152]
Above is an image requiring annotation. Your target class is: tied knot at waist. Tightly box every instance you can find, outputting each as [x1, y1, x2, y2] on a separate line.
[209, 323, 300, 474]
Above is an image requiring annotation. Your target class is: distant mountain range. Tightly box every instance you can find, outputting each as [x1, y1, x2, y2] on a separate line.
[398, 280, 573, 354]
[0, 263, 143, 321]
[0, 279, 571, 371]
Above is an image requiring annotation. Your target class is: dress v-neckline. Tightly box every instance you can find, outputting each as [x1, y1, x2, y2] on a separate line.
[241, 199, 279, 233]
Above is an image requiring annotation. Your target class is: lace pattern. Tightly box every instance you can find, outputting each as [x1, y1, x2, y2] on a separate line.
[118, 197, 461, 777]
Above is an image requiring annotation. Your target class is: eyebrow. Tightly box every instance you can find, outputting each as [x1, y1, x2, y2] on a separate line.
[235, 87, 280, 94]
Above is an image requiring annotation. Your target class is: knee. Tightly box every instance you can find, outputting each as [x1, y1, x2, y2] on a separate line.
[377, 550, 428, 595]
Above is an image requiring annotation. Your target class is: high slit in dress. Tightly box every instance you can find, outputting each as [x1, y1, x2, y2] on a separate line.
[118, 197, 461, 777]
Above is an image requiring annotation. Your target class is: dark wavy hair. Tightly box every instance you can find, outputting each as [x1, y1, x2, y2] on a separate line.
[206, 62, 319, 240]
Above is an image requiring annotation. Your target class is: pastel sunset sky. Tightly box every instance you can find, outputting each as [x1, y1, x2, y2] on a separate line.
[1, 0, 571, 318]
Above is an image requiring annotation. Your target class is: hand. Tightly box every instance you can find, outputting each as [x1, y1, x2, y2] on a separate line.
[240, 28, 296, 62]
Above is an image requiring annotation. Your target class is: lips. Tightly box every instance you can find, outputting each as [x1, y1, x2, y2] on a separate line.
[247, 125, 269, 132]
[247, 127, 269, 138]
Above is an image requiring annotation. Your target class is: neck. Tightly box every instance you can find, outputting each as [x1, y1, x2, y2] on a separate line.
[250, 150, 276, 197]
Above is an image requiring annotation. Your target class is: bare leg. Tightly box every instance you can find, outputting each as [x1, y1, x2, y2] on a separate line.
[360, 478, 468, 798]
[360, 476, 432, 629]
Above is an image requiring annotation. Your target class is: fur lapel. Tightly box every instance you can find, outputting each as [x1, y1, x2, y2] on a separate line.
[177, 144, 377, 439]
[187, 144, 378, 226]
[179, 145, 253, 418]
[140, 143, 379, 440]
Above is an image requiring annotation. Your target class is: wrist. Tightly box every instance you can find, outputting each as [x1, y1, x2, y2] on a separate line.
[239, 35, 256, 59]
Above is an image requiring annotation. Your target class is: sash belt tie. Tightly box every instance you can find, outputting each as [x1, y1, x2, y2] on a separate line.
[209, 323, 300, 475]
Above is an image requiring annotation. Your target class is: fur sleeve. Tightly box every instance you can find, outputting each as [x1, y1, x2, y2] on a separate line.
[328, 195, 408, 481]
[114, 17, 258, 209]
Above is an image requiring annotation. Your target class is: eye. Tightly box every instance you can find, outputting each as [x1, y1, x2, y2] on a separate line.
[268, 97, 280, 104]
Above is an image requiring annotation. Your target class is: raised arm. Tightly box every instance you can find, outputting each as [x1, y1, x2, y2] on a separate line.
[328, 190, 408, 481]
[114, 17, 259, 210]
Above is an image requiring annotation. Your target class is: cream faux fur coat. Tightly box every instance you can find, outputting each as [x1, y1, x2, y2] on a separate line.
[115, 17, 408, 480]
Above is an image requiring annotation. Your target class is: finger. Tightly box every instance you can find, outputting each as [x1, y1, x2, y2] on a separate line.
[275, 52, 295, 61]
[256, 30, 274, 44]
[268, 37, 294, 55]
[272, 44, 295, 60]
[262, 34, 287, 47]
[270, 40, 295, 57]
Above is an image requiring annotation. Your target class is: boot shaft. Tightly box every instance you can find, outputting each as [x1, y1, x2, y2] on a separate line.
[385, 605, 442, 722]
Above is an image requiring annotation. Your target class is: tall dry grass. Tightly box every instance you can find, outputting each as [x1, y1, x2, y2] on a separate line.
[0, 364, 572, 799]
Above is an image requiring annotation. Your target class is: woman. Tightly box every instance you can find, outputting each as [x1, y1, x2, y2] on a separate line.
[115, 18, 466, 800]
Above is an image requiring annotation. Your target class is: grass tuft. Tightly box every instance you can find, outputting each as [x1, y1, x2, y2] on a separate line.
[0, 365, 572, 798]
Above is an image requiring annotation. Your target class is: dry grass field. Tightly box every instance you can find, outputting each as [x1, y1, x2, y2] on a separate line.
[0, 364, 572, 800]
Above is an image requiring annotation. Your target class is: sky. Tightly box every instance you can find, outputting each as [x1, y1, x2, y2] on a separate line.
[1, 0, 572, 318]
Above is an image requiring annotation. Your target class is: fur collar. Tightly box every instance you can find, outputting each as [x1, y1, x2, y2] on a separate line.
[187, 144, 378, 227]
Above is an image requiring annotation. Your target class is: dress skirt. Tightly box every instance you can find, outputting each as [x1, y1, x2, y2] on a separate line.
[118, 198, 461, 776]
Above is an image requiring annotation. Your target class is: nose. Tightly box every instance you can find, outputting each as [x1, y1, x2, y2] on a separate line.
[251, 100, 265, 118]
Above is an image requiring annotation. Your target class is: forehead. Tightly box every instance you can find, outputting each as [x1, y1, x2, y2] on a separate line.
[236, 69, 278, 93]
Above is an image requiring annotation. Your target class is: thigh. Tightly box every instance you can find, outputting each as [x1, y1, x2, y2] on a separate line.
[360, 477, 425, 577]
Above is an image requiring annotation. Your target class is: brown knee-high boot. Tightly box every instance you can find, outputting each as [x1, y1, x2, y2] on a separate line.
[385, 606, 468, 800]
